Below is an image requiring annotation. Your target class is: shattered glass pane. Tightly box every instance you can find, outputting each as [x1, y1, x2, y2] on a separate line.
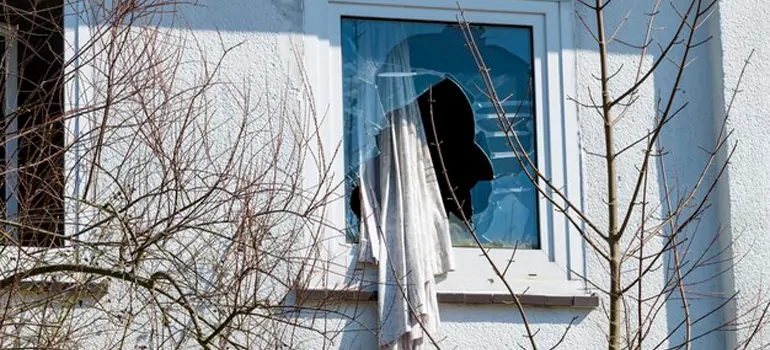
[342, 17, 539, 249]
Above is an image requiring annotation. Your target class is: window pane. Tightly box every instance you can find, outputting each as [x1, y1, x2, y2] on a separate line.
[342, 17, 539, 249]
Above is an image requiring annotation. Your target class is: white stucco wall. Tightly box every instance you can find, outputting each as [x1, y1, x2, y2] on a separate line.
[711, 0, 770, 347]
[56, 0, 770, 348]
[295, 0, 734, 348]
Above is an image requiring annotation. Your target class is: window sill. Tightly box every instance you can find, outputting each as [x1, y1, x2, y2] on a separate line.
[1, 279, 108, 306]
[14, 280, 107, 297]
[297, 288, 599, 308]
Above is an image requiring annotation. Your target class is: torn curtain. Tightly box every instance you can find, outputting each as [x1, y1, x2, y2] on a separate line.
[347, 22, 454, 349]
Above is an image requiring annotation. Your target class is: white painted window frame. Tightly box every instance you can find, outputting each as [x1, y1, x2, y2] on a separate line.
[304, 0, 586, 296]
[0, 23, 19, 236]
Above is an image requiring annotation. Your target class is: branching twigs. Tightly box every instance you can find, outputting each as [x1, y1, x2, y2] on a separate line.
[461, 0, 756, 348]
[0, 1, 350, 348]
[0, 0, 764, 348]
[425, 79, 535, 350]
[456, 11, 610, 258]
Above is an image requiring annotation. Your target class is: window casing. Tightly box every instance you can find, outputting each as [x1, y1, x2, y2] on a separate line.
[305, 0, 585, 296]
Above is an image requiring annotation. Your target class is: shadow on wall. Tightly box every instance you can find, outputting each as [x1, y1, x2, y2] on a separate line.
[168, 0, 303, 33]
[653, 6, 730, 350]
[577, 1, 729, 349]
[166, 0, 656, 57]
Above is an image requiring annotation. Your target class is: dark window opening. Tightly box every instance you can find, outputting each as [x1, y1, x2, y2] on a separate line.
[0, 0, 65, 247]
[350, 78, 494, 224]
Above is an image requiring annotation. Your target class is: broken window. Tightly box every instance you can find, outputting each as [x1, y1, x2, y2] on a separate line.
[342, 17, 539, 249]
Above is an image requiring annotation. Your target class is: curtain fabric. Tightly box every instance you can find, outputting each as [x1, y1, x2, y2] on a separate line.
[349, 22, 454, 349]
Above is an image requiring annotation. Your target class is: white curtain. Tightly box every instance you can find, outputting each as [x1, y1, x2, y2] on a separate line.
[348, 22, 454, 349]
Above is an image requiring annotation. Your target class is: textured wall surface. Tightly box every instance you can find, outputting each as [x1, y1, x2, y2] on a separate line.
[62, 0, 770, 348]
[712, 0, 770, 348]
[295, 1, 734, 348]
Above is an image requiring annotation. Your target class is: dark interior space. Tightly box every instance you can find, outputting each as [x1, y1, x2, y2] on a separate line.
[349, 78, 494, 223]
[1, 0, 64, 246]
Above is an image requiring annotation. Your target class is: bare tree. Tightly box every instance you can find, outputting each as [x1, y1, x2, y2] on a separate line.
[0, 0, 766, 349]
[0, 1, 350, 349]
[439, 0, 767, 349]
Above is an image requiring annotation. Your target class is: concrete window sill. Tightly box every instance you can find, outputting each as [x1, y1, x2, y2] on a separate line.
[297, 288, 599, 308]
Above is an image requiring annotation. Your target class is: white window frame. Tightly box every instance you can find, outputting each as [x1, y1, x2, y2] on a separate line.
[0, 23, 19, 234]
[304, 0, 586, 296]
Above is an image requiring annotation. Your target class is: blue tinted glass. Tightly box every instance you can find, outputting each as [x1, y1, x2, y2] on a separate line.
[342, 17, 539, 249]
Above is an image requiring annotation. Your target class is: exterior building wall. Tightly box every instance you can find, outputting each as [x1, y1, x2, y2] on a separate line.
[57, 0, 770, 348]
[711, 0, 770, 347]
